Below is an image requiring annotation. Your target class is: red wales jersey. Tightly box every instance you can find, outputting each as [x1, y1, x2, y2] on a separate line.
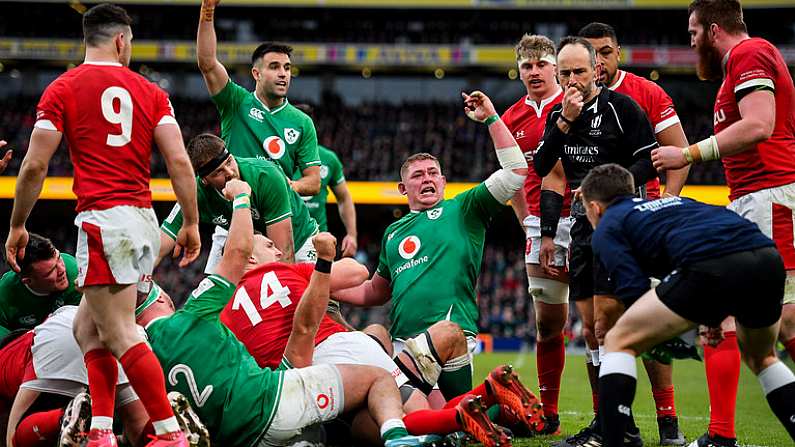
[0, 331, 34, 410]
[35, 62, 177, 212]
[610, 70, 681, 199]
[502, 88, 570, 216]
[714, 38, 795, 201]
[220, 262, 348, 369]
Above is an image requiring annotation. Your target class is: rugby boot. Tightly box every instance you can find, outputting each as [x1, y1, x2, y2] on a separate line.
[168, 391, 211, 447]
[456, 395, 512, 447]
[145, 430, 189, 447]
[686, 433, 739, 447]
[86, 428, 119, 447]
[384, 434, 444, 447]
[485, 364, 544, 433]
[553, 419, 598, 447]
[537, 413, 561, 436]
[657, 416, 686, 446]
[59, 392, 92, 447]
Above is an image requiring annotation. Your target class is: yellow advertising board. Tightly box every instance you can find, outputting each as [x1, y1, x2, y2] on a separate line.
[0, 177, 730, 206]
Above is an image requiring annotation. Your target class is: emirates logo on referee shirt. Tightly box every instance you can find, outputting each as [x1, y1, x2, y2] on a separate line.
[398, 236, 421, 259]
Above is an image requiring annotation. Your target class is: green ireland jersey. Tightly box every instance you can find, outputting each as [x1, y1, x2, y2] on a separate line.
[298, 145, 345, 231]
[161, 157, 318, 251]
[212, 80, 320, 178]
[376, 183, 504, 339]
[146, 274, 284, 447]
[0, 253, 82, 337]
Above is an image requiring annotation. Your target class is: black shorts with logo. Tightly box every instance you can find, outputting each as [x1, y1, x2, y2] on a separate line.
[569, 215, 615, 301]
[655, 246, 784, 328]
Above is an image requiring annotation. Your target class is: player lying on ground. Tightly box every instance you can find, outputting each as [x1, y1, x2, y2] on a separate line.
[2, 306, 152, 447]
[579, 164, 795, 447]
[219, 235, 544, 446]
[138, 178, 432, 447]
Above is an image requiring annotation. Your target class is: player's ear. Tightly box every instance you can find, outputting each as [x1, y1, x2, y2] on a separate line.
[251, 66, 260, 82]
[398, 182, 407, 196]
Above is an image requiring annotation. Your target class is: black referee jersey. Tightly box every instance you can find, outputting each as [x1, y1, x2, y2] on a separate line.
[534, 87, 658, 191]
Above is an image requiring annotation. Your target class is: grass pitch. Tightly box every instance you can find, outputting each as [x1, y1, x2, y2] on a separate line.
[471, 352, 792, 447]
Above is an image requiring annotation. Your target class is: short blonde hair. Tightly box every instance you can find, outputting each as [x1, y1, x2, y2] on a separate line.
[514, 34, 556, 62]
[400, 153, 440, 180]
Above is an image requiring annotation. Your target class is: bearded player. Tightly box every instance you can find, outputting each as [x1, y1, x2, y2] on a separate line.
[652, 1, 795, 446]
[334, 91, 531, 410]
[501, 34, 569, 435]
[5, 4, 201, 446]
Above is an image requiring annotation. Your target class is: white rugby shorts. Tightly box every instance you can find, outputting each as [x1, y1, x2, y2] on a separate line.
[75, 206, 159, 287]
[523, 215, 573, 267]
[728, 182, 795, 304]
[314, 331, 408, 387]
[260, 364, 344, 445]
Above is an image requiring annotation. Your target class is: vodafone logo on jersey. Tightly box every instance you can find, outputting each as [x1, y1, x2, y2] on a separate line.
[398, 236, 421, 259]
[263, 136, 286, 159]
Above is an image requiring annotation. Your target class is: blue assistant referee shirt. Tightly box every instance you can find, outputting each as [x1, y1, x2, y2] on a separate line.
[592, 195, 775, 304]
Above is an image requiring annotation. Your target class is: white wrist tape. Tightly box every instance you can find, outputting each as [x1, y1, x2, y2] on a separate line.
[696, 135, 721, 161]
[485, 169, 526, 203]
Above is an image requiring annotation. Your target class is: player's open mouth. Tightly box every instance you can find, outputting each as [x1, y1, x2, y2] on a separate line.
[420, 186, 435, 195]
[529, 79, 543, 86]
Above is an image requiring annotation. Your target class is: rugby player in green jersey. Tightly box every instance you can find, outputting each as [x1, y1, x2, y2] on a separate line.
[139, 178, 434, 447]
[335, 90, 529, 399]
[293, 104, 358, 257]
[157, 134, 319, 265]
[0, 233, 82, 338]
[196, 0, 320, 196]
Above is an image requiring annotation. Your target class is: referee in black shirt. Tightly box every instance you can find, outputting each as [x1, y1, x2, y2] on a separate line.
[534, 36, 657, 447]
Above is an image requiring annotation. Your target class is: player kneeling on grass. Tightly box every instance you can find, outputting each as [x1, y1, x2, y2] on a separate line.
[578, 164, 795, 447]
[136, 178, 435, 447]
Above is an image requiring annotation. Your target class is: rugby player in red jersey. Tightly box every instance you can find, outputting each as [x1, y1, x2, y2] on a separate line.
[653, 1, 795, 446]
[5, 4, 200, 446]
[501, 33, 568, 435]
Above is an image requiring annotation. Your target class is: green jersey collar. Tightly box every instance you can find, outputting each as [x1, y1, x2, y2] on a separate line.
[409, 201, 444, 214]
[253, 91, 289, 114]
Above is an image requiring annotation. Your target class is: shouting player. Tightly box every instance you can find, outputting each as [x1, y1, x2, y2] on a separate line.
[5, 4, 201, 446]
[501, 34, 569, 435]
[652, 1, 795, 445]
[334, 90, 528, 402]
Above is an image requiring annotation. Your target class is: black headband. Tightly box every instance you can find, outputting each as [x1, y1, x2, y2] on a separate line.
[197, 148, 231, 178]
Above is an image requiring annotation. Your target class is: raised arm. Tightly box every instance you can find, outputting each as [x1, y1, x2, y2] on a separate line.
[284, 233, 337, 368]
[197, 0, 231, 96]
[213, 179, 254, 285]
[154, 124, 201, 267]
[462, 90, 528, 205]
[6, 128, 61, 272]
